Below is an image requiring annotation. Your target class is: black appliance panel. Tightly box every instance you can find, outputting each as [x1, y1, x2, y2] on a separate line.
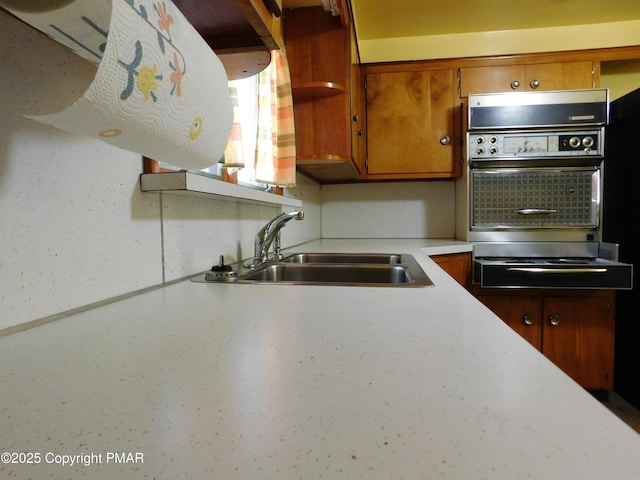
[474, 257, 633, 289]
[470, 102, 608, 130]
[468, 89, 609, 130]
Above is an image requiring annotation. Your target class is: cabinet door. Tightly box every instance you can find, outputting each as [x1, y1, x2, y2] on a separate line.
[431, 253, 471, 287]
[366, 69, 455, 175]
[542, 295, 614, 390]
[459, 65, 525, 96]
[477, 295, 543, 350]
[459, 61, 594, 97]
[525, 61, 594, 91]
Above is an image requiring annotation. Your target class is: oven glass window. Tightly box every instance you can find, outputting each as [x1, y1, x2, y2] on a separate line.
[471, 168, 600, 229]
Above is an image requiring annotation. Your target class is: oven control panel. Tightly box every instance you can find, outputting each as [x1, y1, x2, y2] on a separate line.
[468, 128, 604, 160]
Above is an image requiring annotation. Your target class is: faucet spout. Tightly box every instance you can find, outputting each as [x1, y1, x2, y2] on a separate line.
[253, 211, 304, 265]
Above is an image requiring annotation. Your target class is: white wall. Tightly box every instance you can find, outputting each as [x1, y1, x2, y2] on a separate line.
[321, 181, 456, 238]
[0, 12, 320, 332]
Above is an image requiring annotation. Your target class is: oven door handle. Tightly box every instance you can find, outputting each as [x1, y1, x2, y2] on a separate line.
[506, 267, 608, 274]
[516, 208, 558, 215]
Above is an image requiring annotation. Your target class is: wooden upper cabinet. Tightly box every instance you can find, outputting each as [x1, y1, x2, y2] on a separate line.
[284, 6, 361, 183]
[459, 61, 595, 97]
[460, 65, 524, 97]
[173, 0, 283, 79]
[525, 61, 595, 91]
[350, 23, 366, 173]
[366, 69, 457, 177]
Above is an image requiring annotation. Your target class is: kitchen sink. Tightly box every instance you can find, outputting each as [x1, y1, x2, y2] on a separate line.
[240, 263, 414, 284]
[197, 252, 433, 287]
[232, 253, 433, 287]
[281, 253, 403, 264]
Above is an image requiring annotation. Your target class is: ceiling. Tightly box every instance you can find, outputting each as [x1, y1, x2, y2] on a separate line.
[283, 0, 640, 40]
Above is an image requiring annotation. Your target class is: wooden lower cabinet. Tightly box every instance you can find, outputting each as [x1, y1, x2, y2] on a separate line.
[475, 289, 615, 390]
[543, 295, 615, 390]
[478, 295, 543, 349]
[431, 252, 471, 288]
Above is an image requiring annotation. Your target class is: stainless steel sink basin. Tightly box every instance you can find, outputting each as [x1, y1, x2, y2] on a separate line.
[241, 263, 413, 284]
[281, 253, 403, 264]
[235, 253, 433, 287]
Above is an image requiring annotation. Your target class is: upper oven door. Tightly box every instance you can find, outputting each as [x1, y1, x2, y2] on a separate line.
[470, 167, 601, 232]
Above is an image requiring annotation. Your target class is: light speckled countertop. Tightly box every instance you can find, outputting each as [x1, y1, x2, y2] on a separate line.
[2, 239, 639, 479]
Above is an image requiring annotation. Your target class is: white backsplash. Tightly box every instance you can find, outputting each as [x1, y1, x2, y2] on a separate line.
[321, 182, 456, 238]
[162, 197, 291, 281]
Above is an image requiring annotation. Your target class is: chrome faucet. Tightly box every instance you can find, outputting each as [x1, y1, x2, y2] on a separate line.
[251, 211, 304, 265]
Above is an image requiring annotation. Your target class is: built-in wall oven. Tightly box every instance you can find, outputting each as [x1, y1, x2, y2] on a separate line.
[466, 89, 633, 289]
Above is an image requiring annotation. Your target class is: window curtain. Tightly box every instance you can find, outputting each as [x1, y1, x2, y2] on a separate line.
[220, 86, 245, 168]
[255, 48, 297, 187]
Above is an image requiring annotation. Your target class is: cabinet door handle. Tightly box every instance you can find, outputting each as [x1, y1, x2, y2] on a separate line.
[549, 314, 560, 326]
[511, 80, 520, 89]
[523, 314, 534, 326]
[530, 79, 541, 89]
[440, 135, 451, 145]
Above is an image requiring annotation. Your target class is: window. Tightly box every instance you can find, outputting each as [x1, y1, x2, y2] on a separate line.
[200, 75, 265, 188]
[152, 49, 296, 190]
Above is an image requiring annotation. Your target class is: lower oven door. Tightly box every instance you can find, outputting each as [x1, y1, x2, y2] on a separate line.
[474, 258, 633, 289]
[470, 167, 600, 232]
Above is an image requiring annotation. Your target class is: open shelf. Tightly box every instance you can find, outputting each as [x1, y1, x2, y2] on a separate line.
[292, 82, 347, 98]
[139, 171, 302, 207]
